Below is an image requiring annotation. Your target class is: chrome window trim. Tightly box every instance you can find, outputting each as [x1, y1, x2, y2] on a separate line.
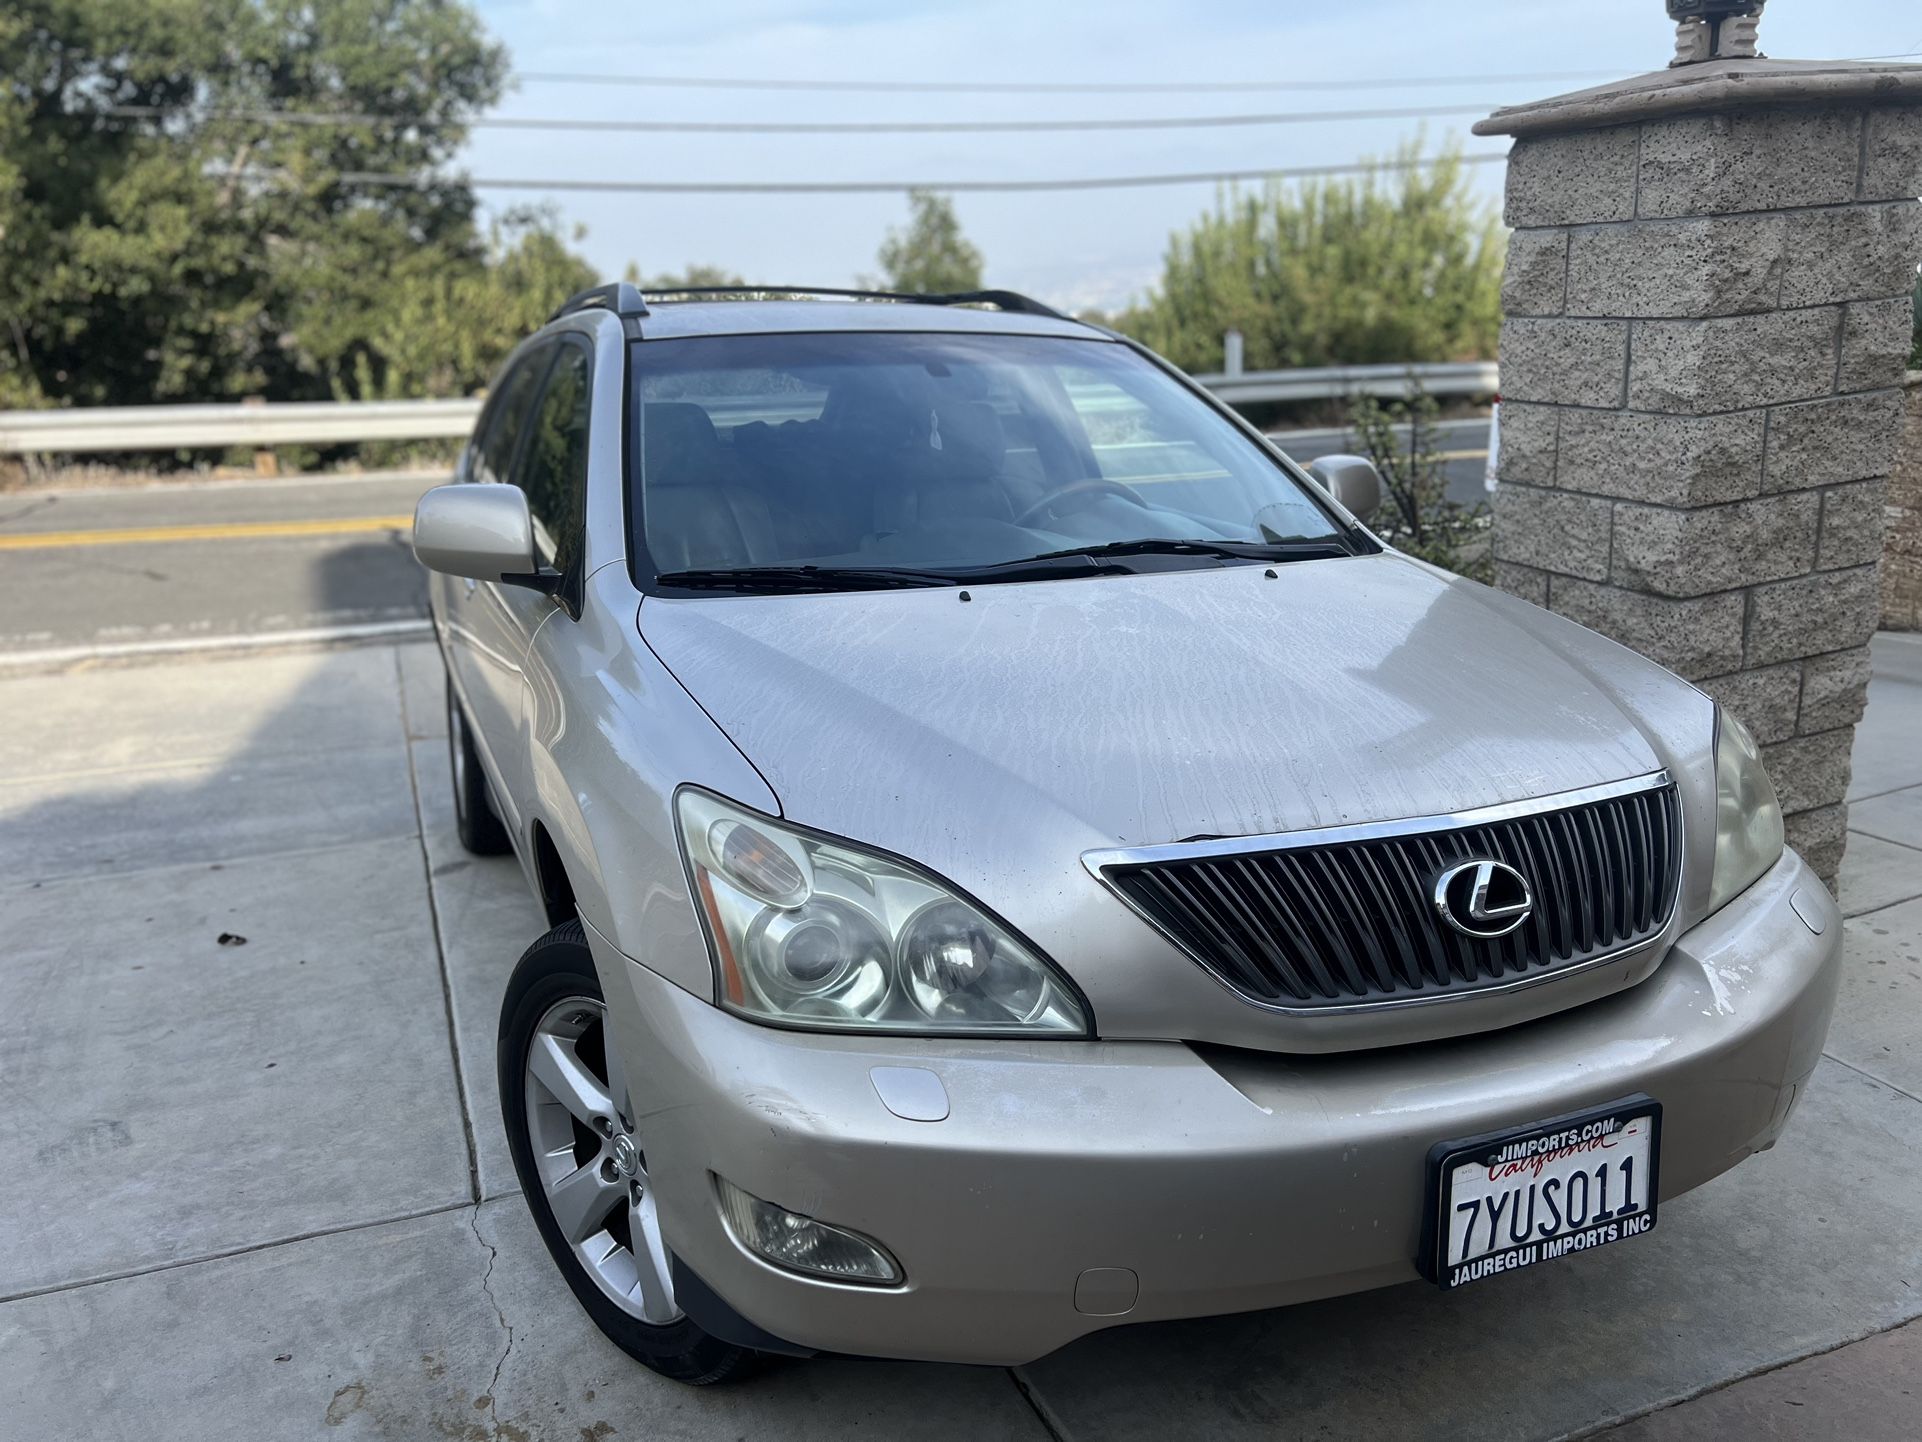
[1081, 770, 1682, 1019]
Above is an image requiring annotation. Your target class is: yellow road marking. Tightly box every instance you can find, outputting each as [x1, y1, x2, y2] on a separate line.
[1437, 449, 1489, 461]
[0, 514, 414, 550]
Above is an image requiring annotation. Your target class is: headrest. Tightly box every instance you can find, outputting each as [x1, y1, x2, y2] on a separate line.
[643, 402, 720, 487]
[644, 402, 719, 451]
[934, 401, 1007, 471]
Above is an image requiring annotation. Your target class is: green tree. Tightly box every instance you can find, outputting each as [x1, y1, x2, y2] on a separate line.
[1119, 140, 1504, 374]
[0, 0, 590, 416]
[876, 189, 984, 294]
[0, 8, 37, 407]
[332, 213, 596, 403]
[623, 262, 746, 292]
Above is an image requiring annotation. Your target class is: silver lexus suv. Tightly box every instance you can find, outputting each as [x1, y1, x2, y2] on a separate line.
[412, 282, 1840, 1384]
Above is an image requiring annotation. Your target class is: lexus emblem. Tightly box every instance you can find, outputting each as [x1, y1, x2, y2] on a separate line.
[1434, 859, 1533, 939]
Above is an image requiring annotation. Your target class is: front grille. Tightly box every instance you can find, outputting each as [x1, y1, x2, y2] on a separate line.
[1094, 775, 1681, 1012]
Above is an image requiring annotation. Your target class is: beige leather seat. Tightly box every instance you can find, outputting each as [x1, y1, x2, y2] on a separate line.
[640, 403, 778, 571]
[875, 401, 1017, 534]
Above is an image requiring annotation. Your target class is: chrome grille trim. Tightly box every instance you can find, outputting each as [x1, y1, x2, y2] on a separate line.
[1083, 771, 1682, 1017]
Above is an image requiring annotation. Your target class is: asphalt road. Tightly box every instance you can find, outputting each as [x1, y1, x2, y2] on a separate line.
[0, 418, 1491, 663]
[0, 472, 440, 662]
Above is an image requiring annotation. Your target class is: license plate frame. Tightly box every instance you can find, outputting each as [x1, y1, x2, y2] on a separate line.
[1418, 1094, 1662, 1289]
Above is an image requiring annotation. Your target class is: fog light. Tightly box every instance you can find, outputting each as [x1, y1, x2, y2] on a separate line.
[714, 1176, 902, 1285]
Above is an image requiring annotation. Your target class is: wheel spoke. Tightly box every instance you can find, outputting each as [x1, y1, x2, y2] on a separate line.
[547, 1159, 622, 1244]
[628, 1187, 678, 1325]
[528, 1031, 612, 1128]
[602, 1019, 632, 1132]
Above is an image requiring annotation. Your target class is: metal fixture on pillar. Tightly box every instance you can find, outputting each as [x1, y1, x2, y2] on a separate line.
[1667, 0, 1765, 66]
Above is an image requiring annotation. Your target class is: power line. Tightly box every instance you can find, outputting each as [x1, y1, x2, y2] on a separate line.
[511, 67, 1624, 95]
[336, 151, 1509, 196]
[103, 100, 1494, 135]
[509, 51, 1919, 95]
[95, 50, 1922, 139]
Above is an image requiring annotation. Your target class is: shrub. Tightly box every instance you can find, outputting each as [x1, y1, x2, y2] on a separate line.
[1349, 384, 1491, 582]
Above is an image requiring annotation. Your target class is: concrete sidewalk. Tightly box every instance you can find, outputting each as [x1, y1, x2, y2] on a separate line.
[0, 633, 1917, 1440]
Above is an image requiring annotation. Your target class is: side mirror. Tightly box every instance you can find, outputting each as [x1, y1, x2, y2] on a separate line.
[412, 483, 540, 585]
[1307, 454, 1382, 526]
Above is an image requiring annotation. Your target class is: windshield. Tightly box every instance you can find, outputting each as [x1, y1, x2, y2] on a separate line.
[628, 330, 1355, 589]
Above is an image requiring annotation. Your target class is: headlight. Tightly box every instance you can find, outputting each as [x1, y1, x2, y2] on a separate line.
[1708, 707, 1784, 913]
[676, 789, 1089, 1035]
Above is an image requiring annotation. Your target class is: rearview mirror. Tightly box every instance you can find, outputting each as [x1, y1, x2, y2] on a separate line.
[1306, 454, 1382, 526]
[412, 483, 539, 584]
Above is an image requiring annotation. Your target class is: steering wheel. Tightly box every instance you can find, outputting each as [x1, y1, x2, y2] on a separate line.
[1015, 478, 1145, 529]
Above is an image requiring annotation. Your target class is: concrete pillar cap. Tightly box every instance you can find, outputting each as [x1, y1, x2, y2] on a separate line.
[1476, 57, 1922, 138]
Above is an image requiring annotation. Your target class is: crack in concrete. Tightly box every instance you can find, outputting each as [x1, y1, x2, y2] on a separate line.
[1008, 1366, 1071, 1442]
[468, 1204, 517, 1441]
[1822, 1052, 1922, 1108]
[0, 1199, 473, 1306]
[1843, 889, 1922, 923]
[1571, 1310, 1922, 1440]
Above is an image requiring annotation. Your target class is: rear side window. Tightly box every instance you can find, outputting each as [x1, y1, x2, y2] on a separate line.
[517, 340, 592, 576]
[472, 348, 550, 486]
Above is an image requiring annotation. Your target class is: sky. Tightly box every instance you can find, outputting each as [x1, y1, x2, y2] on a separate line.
[463, 0, 1922, 312]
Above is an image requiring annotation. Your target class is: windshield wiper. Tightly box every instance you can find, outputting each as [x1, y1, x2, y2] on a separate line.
[656, 539, 1351, 594]
[1021, 537, 1354, 566]
[656, 564, 960, 593]
[659, 554, 1143, 591]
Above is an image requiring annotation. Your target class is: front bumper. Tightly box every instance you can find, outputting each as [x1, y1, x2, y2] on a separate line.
[593, 849, 1840, 1366]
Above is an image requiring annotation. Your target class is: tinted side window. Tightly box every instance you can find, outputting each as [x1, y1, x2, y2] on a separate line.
[473, 349, 551, 486]
[516, 341, 592, 575]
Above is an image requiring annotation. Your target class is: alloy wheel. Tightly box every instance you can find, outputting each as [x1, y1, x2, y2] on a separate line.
[523, 996, 681, 1325]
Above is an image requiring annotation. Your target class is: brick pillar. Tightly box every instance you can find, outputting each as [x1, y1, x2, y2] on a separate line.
[1478, 56, 1922, 887]
[1886, 374, 1922, 630]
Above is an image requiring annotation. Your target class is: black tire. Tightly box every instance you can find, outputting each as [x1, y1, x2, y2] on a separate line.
[499, 921, 756, 1385]
[447, 675, 512, 856]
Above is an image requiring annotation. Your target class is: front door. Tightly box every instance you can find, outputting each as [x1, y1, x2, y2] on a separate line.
[479, 336, 595, 822]
[443, 343, 553, 831]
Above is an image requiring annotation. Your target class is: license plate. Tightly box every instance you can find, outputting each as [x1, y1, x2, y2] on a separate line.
[1419, 1095, 1661, 1289]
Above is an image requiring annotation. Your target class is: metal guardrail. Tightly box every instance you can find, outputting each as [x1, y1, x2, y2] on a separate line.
[0, 398, 482, 455]
[1190, 360, 1501, 405]
[0, 362, 1498, 456]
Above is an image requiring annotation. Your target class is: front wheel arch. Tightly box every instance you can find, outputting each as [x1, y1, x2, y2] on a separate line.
[529, 820, 578, 928]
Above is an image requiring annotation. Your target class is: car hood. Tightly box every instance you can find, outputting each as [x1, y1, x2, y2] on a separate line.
[638, 554, 1669, 858]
